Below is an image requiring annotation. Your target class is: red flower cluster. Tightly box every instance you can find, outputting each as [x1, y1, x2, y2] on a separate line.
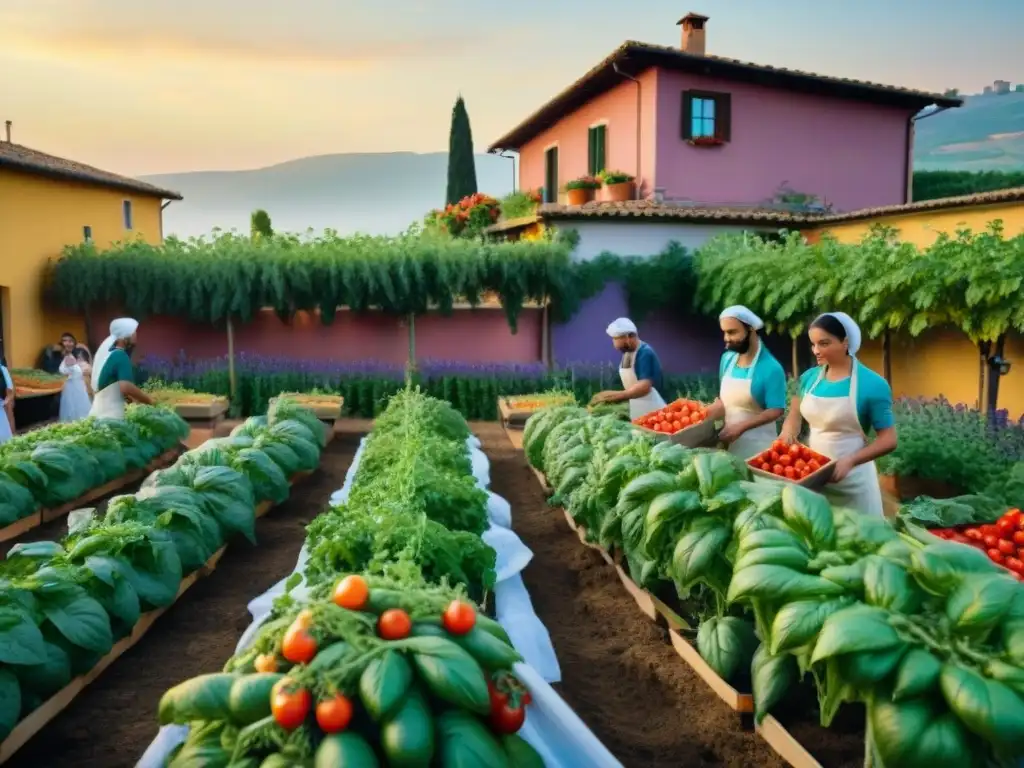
[427, 193, 500, 237]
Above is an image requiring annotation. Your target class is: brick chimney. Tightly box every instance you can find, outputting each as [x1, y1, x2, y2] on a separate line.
[677, 13, 709, 56]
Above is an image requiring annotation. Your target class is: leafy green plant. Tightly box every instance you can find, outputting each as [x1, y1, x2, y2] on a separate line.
[598, 170, 634, 185]
[565, 175, 601, 191]
[498, 190, 541, 220]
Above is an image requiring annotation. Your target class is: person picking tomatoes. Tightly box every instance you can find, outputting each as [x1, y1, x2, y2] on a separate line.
[590, 317, 667, 421]
[703, 305, 787, 459]
[779, 312, 897, 517]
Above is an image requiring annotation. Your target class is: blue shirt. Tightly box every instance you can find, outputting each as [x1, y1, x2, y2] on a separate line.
[631, 342, 664, 394]
[798, 361, 895, 434]
[719, 348, 788, 410]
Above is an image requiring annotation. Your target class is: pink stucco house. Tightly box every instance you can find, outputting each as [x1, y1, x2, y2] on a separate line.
[488, 13, 961, 213]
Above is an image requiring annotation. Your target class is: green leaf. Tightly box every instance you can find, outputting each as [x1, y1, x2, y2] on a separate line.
[862, 556, 923, 614]
[893, 648, 942, 701]
[780, 484, 835, 549]
[42, 595, 114, 654]
[870, 696, 982, 768]
[727, 564, 845, 605]
[944, 572, 1019, 635]
[940, 662, 1024, 755]
[695, 616, 758, 685]
[811, 605, 902, 664]
[752, 643, 798, 724]
[0, 670, 22, 740]
[670, 521, 731, 591]
[434, 710, 509, 768]
[410, 641, 490, 715]
[769, 597, 852, 655]
[0, 607, 49, 665]
[359, 650, 412, 722]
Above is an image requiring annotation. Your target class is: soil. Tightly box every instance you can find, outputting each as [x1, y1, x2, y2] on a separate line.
[478, 423, 784, 768]
[774, 689, 866, 768]
[4, 432, 362, 768]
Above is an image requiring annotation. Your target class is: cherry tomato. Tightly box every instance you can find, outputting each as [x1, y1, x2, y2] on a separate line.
[772, 440, 787, 453]
[998, 539, 1016, 556]
[965, 528, 984, 541]
[378, 609, 412, 640]
[784, 466, 796, 480]
[981, 524, 999, 537]
[988, 548, 1005, 564]
[1005, 508, 1022, 525]
[772, 464, 785, 476]
[316, 693, 354, 733]
[332, 575, 369, 610]
[760, 462, 771, 472]
[807, 459, 821, 473]
[271, 679, 311, 730]
[779, 454, 793, 467]
[671, 420, 682, 432]
[1005, 557, 1024, 575]
[787, 444, 801, 458]
[984, 534, 999, 549]
[997, 518, 1016, 537]
[442, 600, 477, 635]
[254, 653, 278, 673]
[795, 459, 807, 472]
[770, 451, 781, 463]
[282, 623, 318, 664]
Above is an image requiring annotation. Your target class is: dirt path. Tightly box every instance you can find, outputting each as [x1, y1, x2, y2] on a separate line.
[5, 433, 362, 768]
[476, 423, 784, 768]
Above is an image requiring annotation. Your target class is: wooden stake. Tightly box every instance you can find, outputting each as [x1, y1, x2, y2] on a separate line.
[226, 317, 237, 402]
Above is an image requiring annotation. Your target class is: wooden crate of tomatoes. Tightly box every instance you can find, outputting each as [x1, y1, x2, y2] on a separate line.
[930, 508, 1024, 579]
[632, 399, 718, 448]
[748, 439, 835, 489]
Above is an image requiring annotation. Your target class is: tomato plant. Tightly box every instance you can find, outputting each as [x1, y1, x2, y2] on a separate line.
[378, 609, 412, 640]
[442, 600, 476, 635]
[271, 679, 312, 730]
[316, 693, 354, 733]
[332, 575, 369, 610]
[282, 622, 318, 664]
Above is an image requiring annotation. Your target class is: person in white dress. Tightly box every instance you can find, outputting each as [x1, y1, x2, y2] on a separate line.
[704, 306, 788, 460]
[0, 358, 12, 444]
[780, 312, 898, 517]
[58, 333, 93, 422]
[90, 318, 154, 420]
[590, 318, 668, 421]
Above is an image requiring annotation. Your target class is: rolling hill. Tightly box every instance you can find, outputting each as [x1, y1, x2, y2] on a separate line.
[142, 92, 1024, 239]
[914, 90, 1024, 171]
[142, 152, 515, 240]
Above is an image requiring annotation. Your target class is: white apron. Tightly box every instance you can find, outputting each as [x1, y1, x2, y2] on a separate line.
[59, 360, 93, 422]
[720, 345, 779, 460]
[89, 382, 126, 420]
[0, 405, 11, 445]
[619, 354, 667, 421]
[800, 362, 883, 517]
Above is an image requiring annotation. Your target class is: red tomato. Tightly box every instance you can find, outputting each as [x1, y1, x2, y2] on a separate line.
[778, 454, 793, 467]
[998, 539, 1016, 556]
[772, 440, 787, 453]
[772, 464, 785, 476]
[671, 420, 683, 432]
[807, 459, 821, 473]
[316, 693, 354, 733]
[965, 528, 984, 541]
[760, 462, 771, 471]
[981, 524, 999, 537]
[378, 609, 412, 640]
[984, 534, 1000, 549]
[1005, 508, 1022, 525]
[442, 600, 477, 635]
[951, 533, 972, 544]
[332, 575, 369, 610]
[988, 548, 1005, 564]
[1005, 557, 1024, 575]
[770, 451, 781, 463]
[282, 623, 318, 664]
[787, 445, 801, 458]
[489, 700, 527, 734]
[795, 459, 807, 472]
[271, 680, 312, 730]
[997, 518, 1016, 537]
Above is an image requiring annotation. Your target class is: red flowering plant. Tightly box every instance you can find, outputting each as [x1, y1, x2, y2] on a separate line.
[425, 192, 501, 238]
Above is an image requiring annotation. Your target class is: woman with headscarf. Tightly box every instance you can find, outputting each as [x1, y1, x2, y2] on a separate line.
[705, 305, 787, 459]
[58, 332, 93, 422]
[90, 318, 154, 419]
[780, 312, 897, 517]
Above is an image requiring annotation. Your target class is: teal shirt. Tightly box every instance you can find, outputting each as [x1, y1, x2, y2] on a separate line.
[798, 361, 895, 434]
[718, 348, 788, 410]
[97, 348, 134, 391]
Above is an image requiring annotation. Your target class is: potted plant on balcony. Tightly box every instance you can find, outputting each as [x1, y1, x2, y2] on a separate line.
[688, 136, 724, 147]
[565, 175, 601, 205]
[598, 170, 635, 202]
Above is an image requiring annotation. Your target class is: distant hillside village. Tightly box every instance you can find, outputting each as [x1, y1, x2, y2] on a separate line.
[943, 80, 1024, 98]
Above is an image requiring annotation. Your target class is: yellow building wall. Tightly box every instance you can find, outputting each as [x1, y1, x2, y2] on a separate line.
[806, 200, 1024, 417]
[0, 169, 165, 368]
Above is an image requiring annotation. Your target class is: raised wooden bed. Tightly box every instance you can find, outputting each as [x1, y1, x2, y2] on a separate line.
[615, 564, 658, 621]
[0, 447, 183, 540]
[498, 395, 574, 429]
[173, 399, 229, 420]
[669, 629, 754, 714]
[755, 715, 823, 768]
[503, 423, 524, 450]
[269, 395, 344, 422]
[0, 470, 313, 764]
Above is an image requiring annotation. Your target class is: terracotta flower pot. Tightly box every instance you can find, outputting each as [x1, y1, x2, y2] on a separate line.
[604, 181, 634, 202]
[566, 187, 595, 205]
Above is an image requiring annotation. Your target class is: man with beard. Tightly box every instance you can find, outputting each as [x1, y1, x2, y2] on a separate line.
[590, 317, 667, 420]
[705, 305, 787, 459]
[90, 317, 154, 419]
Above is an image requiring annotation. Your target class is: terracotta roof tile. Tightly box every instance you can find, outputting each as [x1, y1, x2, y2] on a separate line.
[489, 41, 960, 151]
[813, 186, 1024, 225]
[0, 142, 182, 200]
[536, 200, 819, 225]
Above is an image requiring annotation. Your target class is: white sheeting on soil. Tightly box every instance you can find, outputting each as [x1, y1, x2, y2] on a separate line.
[137, 435, 621, 768]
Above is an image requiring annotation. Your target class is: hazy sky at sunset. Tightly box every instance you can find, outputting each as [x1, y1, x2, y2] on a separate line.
[2, 0, 1021, 175]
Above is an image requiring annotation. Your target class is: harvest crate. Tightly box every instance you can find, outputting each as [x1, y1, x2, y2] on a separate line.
[633, 417, 718, 448]
[269, 394, 344, 422]
[498, 394, 575, 429]
[748, 442, 836, 490]
[668, 629, 755, 715]
[0, 469, 314, 764]
[755, 715, 823, 768]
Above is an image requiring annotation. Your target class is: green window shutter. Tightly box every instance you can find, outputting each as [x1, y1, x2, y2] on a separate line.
[716, 94, 732, 141]
[587, 128, 596, 175]
[596, 125, 606, 173]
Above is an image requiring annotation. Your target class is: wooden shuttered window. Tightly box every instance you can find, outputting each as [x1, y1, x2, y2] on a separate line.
[588, 124, 607, 175]
[681, 90, 732, 142]
[544, 147, 559, 203]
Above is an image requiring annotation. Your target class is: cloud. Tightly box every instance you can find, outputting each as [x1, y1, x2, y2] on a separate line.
[0, 8, 483, 71]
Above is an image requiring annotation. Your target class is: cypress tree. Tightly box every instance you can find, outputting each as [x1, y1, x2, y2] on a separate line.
[446, 96, 478, 205]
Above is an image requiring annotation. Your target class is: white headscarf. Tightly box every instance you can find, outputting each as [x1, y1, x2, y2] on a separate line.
[606, 317, 638, 338]
[815, 312, 861, 356]
[719, 305, 764, 331]
[92, 317, 139, 390]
